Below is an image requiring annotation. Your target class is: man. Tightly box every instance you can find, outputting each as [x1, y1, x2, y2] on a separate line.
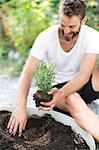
[7, 0, 99, 141]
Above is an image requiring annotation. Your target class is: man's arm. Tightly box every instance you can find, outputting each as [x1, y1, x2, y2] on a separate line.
[40, 53, 97, 110]
[16, 56, 40, 107]
[7, 56, 40, 136]
[61, 53, 97, 97]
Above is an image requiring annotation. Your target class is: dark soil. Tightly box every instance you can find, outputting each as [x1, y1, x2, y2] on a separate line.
[0, 111, 90, 150]
[33, 90, 53, 107]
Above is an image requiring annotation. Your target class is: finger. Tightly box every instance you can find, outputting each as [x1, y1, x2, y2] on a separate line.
[9, 118, 16, 133]
[23, 120, 27, 131]
[39, 103, 55, 111]
[18, 123, 23, 137]
[12, 122, 19, 136]
[7, 115, 13, 129]
[41, 99, 56, 107]
[48, 87, 58, 94]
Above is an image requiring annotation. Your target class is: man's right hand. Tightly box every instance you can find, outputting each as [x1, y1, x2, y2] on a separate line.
[7, 106, 27, 137]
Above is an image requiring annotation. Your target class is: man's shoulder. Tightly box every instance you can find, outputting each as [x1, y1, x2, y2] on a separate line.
[39, 25, 59, 37]
[44, 24, 59, 32]
[81, 25, 99, 35]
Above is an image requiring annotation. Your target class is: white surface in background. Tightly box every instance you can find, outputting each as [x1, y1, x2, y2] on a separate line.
[0, 76, 37, 108]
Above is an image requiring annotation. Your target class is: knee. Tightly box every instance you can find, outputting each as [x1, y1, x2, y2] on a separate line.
[65, 93, 87, 113]
[92, 65, 99, 91]
[66, 93, 80, 106]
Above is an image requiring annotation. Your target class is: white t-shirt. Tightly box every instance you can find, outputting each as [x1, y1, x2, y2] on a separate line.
[30, 25, 99, 85]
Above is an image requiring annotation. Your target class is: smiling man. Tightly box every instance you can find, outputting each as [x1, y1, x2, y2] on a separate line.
[7, 0, 99, 141]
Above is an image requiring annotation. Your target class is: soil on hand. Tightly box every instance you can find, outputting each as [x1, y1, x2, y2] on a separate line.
[0, 111, 90, 150]
[33, 90, 53, 107]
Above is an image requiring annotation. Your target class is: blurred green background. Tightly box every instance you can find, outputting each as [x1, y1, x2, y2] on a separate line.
[0, 0, 99, 76]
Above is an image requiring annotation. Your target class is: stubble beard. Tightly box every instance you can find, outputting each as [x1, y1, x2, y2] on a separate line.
[62, 25, 81, 41]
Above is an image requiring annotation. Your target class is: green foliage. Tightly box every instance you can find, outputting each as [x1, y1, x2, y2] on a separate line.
[0, 38, 11, 59]
[10, 57, 25, 76]
[35, 62, 56, 92]
[86, 11, 99, 31]
[0, 0, 57, 59]
[86, 0, 99, 31]
[0, 0, 58, 75]
[0, 58, 18, 75]
[0, 0, 98, 76]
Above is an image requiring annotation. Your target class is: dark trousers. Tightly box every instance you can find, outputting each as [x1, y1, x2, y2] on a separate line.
[53, 76, 99, 116]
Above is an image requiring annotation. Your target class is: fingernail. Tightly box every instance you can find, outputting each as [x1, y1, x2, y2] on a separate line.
[18, 134, 21, 137]
[9, 130, 12, 133]
[7, 124, 9, 129]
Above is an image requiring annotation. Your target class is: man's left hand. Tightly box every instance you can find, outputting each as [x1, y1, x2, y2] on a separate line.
[39, 87, 65, 111]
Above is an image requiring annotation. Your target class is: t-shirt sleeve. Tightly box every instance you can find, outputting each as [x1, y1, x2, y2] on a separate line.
[85, 31, 99, 54]
[30, 32, 48, 60]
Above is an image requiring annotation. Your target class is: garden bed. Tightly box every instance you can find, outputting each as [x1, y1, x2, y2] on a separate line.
[0, 110, 91, 150]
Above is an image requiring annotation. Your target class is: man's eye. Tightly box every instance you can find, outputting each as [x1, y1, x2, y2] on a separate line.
[61, 24, 65, 27]
[69, 26, 75, 29]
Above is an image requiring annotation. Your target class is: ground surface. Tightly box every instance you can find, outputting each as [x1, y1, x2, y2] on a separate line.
[0, 74, 99, 149]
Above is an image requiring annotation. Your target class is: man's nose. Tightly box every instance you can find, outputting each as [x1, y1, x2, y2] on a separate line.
[64, 27, 71, 34]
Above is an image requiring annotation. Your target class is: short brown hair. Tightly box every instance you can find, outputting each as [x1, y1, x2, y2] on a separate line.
[59, 0, 86, 20]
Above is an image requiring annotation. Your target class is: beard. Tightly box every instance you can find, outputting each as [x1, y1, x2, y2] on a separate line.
[61, 25, 81, 41]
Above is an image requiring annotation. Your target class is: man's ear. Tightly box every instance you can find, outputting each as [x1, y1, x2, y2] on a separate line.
[81, 16, 87, 25]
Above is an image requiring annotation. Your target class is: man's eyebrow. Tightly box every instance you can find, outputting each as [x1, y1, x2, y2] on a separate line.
[60, 23, 76, 27]
[60, 23, 64, 25]
[69, 25, 76, 27]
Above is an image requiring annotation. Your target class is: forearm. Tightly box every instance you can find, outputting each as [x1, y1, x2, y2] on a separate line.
[16, 72, 32, 108]
[16, 74, 32, 108]
[61, 72, 90, 98]
[15, 56, 40, 108]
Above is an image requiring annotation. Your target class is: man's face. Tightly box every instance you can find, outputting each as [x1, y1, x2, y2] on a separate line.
[59, 15, 85, 41]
